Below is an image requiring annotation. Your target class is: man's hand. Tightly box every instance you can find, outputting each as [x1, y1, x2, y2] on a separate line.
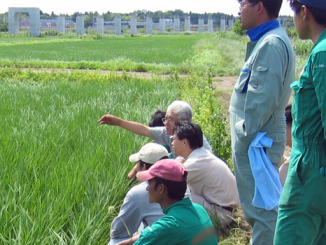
[98, 114, 120, 125]
[98, 114, 152, 138]
[127, 164, 138, 180]
[116, 234, 141, 245]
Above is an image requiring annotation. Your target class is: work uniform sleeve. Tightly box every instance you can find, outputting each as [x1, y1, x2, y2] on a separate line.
[110, 194, 142, 239]
[311, 51, 326, 141]
[235, 37, 289, 144]
[133, 219, 172, 245]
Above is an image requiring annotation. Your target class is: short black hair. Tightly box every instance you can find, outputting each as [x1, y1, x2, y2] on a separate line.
[138, 156, 169, 170]
[173, 122, 203, 150]
[290, 0, 326, 25]
[149, 110, 166, 127]
[153, 171, 188, 201]
[285, 104, 292, 127]
[238, 0, 282, 18]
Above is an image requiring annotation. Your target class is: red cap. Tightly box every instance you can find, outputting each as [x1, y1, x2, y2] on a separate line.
[136, 159, 186, 182]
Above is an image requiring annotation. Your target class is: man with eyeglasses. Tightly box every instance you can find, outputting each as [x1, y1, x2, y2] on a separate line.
[229, 0, 295, 244]
[98, 100, 212, 157]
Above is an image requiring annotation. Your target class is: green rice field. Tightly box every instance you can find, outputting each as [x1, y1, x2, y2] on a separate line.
[0, 36, 203, 64]
[0, 30, 311, 244]
[0, 33, 246, 76]
[0, 70, 179, 244]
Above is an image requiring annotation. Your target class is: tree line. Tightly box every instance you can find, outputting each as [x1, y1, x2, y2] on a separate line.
[0, 9, 236, 29]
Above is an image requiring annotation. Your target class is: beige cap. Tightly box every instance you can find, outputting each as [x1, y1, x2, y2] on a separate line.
[129, 143, 169, 164]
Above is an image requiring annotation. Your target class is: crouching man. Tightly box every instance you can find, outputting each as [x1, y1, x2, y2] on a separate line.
[172, 122, 240, 227]
[108, 143, 169, 245]
[117, 159, 218, 245]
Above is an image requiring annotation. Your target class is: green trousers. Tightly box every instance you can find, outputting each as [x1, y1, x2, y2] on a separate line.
[274, 142, 326, 245]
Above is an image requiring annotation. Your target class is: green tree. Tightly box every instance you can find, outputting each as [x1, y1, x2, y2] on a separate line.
[84, 15, 93, 28]
[0, 23, 8, 32]
[174, 9, 184, 16]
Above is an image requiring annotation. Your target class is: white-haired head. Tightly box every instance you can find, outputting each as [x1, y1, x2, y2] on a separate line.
[167, 100, 192, 122]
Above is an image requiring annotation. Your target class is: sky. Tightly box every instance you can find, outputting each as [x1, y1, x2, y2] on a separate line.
[1, 0, 294, 17]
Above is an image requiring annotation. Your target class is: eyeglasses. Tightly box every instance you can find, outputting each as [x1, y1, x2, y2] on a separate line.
[239, 2, 256, 11]
[162, 118, 175, 124]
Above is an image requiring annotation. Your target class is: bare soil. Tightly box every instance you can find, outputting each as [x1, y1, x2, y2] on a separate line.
[212, 76, 238, 90]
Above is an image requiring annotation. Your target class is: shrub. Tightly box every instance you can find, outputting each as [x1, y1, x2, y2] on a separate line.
[179, 75, 232, 164]
[0, 23, 8, 32]
[292, 37, 313, 56]
[232, 20, 246, 36]
[286, 28, 298, 38]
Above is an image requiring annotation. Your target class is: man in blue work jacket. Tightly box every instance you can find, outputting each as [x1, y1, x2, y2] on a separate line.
[229, 0, 295, 244]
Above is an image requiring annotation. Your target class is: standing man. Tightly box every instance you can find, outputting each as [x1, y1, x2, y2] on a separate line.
[229, 0, 295, 244]
[117, 159, 218, 245]
[172, 122, 240, 227]
[274, 1, 326, 244]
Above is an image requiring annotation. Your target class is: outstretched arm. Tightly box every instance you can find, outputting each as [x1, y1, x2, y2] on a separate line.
[98, 114, 152, 138]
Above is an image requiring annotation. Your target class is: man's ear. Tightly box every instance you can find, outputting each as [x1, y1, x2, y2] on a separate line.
[160, 183, 167, 196]
[138, 162, 146, 171]
[302, 5, 310, 21]
[256, 1, 264, 15]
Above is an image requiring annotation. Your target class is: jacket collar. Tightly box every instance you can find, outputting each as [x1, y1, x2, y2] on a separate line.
[247, 20, 280, 42]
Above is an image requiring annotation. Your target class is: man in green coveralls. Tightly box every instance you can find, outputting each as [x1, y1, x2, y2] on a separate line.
[274, 1, 326, 244]
[229, 0, 295, 244]
[116, 159, 217, 245]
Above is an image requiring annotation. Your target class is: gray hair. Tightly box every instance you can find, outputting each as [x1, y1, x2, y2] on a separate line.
[167, 100, 192, 122]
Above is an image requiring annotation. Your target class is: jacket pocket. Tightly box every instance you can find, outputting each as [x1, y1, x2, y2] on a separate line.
[290, 80, 314, 125]
[248, 65, 268, 91]
[235, 64, 252, 93]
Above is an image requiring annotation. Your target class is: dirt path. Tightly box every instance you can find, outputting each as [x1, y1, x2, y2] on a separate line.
[212, 76, 238, 90]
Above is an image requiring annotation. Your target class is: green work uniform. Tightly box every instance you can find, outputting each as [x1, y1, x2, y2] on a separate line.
[133, 198, 218, 245]
[274, 29, 326, 245]
[230, 22, 295, 245]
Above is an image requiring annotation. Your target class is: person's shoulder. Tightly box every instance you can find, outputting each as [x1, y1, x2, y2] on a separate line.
[262, 34, 286, 47]
[192, 201, 206, 211]
[127, 182, 147, 197]
[191, 202, 214, 222]
[185, 148, 220, 166]
[210, 152, 228, 164]
[184, 148, 206, 164]
[313, 37, 326, 53]
[260, 27, 291, 47]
